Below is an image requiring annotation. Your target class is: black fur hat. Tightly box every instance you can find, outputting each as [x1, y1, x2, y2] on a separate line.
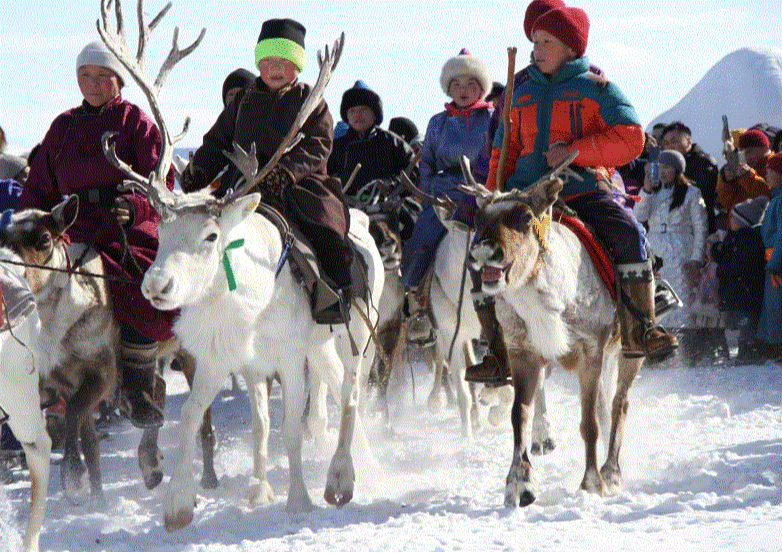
[340, 80, 383, 125]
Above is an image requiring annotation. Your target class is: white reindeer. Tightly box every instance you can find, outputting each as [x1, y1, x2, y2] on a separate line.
[0, 249, 51, 551]
[95, 11, 382, 529]
[461, 157, 641, 507]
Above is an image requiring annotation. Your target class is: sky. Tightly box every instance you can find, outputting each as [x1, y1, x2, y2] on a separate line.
[1, 0, 782, 154]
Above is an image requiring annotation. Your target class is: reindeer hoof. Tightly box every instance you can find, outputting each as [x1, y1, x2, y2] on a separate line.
[324, 485, 353, 507]
[201, 471, 219, 490]
[144, 468, 164, 490]
[531, 438, 555, 456]
[504, 489, 536, 508]
[164, 508, 194, 532]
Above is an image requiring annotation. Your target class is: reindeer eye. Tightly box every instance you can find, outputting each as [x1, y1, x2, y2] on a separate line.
[204, 232, 218, 243]
[35, 233, 51, 251]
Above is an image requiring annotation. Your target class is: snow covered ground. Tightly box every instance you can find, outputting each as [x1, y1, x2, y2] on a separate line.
[1, 349, 781, 551]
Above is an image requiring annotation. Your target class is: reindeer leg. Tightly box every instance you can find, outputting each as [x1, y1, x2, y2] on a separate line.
[600, 356, 643, 493]
[531, 378, 555, 455]
[179, 352, 218, 489]
[243, 370, 274, 506]
[17, 420, 51, 552]
[505, 353, 544, 508]
[164, 366, 224, 531]
[61, 373, 101, 505]
[79, 398, 106, 508]
[279, 359, 313, 514]
[577, 357, 605, 496]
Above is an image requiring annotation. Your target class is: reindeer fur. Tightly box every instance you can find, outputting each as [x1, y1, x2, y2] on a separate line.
[142, 194, 382, 531]
[0, 250, 51, 551]
[468, 178, 641, 507]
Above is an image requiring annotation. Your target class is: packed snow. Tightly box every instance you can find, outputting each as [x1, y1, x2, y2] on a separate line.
[648, 46, 782, 161]
[1, 346, 780, 551]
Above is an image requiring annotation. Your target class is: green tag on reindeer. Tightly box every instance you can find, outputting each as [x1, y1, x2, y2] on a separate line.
[222, 239, 245, 291]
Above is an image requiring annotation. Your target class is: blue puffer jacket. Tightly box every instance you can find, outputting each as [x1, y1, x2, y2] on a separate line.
[758, 187, 782, 344]
[420, 102, 493, 197]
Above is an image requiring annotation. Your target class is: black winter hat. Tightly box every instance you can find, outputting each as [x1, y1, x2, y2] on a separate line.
[255, 18, 306, 71]
[340, 80, 383, 125]
[388, 117, 419, 144]
[222, 68, 255, 106]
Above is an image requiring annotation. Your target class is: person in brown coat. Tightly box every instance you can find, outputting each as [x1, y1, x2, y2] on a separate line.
[182, 18, 352, 320]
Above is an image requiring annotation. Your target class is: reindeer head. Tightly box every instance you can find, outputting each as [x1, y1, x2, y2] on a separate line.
[0, 195, 79, 293]
[142, 192, 261, 310]
[459, 152, 580, 295]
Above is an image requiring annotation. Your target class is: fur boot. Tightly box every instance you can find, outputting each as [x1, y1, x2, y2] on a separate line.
[118, 340, 165, 429]
[617, 261, 678, 362]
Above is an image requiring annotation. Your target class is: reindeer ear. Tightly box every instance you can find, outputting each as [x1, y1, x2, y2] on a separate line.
[218, 193, 260, 233]
[49, 194, 79, 233]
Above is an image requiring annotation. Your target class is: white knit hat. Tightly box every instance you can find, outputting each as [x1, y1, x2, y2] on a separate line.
[439, 48, 491, 99]
[76, 40, 128, 87]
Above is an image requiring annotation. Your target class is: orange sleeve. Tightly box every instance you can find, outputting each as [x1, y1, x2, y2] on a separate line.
[568, 123, 644, 169]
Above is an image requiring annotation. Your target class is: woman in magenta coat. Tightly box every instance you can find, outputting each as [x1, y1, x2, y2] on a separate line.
[18, 40, 175, 428]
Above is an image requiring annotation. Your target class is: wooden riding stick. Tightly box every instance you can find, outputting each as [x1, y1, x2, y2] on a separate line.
[342, 162, 362, 193]
[495, 46, 517, 193]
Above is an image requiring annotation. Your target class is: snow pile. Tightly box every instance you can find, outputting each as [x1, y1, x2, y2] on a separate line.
[649, 47, 782, 161]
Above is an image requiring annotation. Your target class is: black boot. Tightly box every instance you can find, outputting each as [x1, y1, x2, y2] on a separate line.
[118, 340, 164, 429]
[464, 294, 510, 386]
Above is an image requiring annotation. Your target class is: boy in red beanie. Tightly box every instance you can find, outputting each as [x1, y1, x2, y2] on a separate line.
[717, 128, 772, 214]
[466, 4, 677, 385]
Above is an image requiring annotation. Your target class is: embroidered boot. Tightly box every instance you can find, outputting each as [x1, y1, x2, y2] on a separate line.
[464, 293, 510, 386]
[118, 340, 164, 429]
[617, 261, 678, 362]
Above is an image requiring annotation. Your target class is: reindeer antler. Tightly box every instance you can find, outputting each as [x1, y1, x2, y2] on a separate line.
[97, 0, 205, 216]
[459, 151, 583, 206]
[220, 33, 345, 205]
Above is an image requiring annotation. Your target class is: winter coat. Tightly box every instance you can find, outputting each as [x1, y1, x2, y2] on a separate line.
[18, 95, 176, 342]
[190, 78, 349, 240]
[711, 227, 766, 315]
[683, 144, 719, 234]
[634, 184, 708, 328]
[486, 57, 644, 197]
[328, 126, 416, 197]
[716, 164, 770, 214]
[420, 101, 493, 197]
[757, 187, 782, 344]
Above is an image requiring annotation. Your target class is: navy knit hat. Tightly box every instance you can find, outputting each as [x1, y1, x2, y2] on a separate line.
[340, 80, 383, 125]
[255, 19, 306, 71]
[222, 68, 255, 106]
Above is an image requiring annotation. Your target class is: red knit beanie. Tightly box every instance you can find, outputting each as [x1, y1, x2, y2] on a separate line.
[738, 129, 770, 150]
[768, 152, 782, 175]
[524, 0, 566, 41]
[532, 6, 590, 58]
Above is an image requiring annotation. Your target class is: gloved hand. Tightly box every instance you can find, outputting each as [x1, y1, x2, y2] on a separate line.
[259, 165, 293, 205]
[179, 162, 205, 192]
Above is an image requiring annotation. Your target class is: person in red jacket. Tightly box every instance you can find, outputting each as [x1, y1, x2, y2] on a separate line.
[466, 4, 677, 385]
[18, 39, 175, 428]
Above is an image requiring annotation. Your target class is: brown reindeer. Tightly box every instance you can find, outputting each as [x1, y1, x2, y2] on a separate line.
[461, 158, 643, 507]
[0, 200, 219, 503]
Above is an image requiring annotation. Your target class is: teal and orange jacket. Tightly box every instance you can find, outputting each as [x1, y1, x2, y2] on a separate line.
[486, 56, 644, 197]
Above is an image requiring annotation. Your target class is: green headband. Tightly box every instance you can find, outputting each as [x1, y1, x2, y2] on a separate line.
[255, 38, 306, 72]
